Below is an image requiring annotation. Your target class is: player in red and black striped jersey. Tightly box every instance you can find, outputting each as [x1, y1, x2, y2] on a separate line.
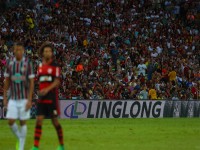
[31, 42, 64, 150]
[37, 60, 60, 116]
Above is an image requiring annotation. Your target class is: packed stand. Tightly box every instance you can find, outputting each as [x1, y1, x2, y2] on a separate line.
[0, 0, 200, 100]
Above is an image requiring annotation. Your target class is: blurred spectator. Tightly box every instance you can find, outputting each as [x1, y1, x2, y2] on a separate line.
[0, 0, 200, 100]
[139, 86, 149, 100]
[149, 85, 157, 100]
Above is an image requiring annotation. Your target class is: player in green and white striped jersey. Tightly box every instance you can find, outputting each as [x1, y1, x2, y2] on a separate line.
[3, 42, 34, 150]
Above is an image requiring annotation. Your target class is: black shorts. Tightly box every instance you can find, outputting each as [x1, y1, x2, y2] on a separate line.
[36, 100, 59, 118]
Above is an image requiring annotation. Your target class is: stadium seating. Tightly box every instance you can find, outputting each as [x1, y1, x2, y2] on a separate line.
[0, 0, 199, 100]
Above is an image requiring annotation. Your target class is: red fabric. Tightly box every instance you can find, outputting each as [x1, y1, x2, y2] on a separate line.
[103, 88, 109, 94]
[35, 129, 41, 133]
[66, 95, 71, 99]
[38, 100, 52, 104]
[71, 90, 81, 97]
[55, 3, 59, 8]
[140, 76, 145, 84]
[38, 61, 61, 91]
[191, 87, 196, 94]
[124, 77, 128, 83]
[93, 58, 98, 67]
[162, 69, 166, 74]
[34, 133, 41, 137]
[108, 91, 115, 99]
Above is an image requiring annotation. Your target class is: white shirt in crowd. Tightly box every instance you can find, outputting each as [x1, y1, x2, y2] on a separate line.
[1, 27, 7, 32]
[127, 72, 133, 82]
[148, 46, 153, 51]
[151, 52, 158, 58]
[69, 35, 77, 43]
[156, 46, 163, 54]
[80, 17, 91, 25]
[44, 14, 52, 21]
[137, 63, 147, 76]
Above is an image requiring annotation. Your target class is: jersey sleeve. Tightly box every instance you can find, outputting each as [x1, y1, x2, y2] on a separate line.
[55, 66, 61, 78]
[28, 60, 35, 79]
[4, 60, 10, 77]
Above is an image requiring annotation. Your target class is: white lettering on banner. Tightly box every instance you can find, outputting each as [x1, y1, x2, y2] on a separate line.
[60, 100, 166, 119]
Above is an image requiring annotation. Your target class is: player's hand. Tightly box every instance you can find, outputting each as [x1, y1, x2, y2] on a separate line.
[39, 88, 49, 96]
[25, 101, 32, 111]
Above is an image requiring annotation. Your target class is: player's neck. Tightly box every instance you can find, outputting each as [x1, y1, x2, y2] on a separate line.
[43, 58, 52, 64]
[15, 56, 23, 62]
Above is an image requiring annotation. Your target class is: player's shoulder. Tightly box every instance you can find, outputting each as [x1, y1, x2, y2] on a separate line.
[6, 56, 15, 63]
[22, 56, 32, 64]
[7, 56, 30, 65]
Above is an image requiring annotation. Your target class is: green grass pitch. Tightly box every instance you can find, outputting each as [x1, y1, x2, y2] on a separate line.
[0, 118, 200, 150]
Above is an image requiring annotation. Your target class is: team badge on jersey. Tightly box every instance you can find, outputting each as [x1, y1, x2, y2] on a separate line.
[12, 73, 26, 83]
[48, 68, 53, 74]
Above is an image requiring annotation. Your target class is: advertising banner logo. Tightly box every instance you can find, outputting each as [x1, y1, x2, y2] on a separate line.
[62, 101, 87, 118]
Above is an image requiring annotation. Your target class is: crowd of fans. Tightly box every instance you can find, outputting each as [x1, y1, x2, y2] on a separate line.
[0, 0, 200, 100]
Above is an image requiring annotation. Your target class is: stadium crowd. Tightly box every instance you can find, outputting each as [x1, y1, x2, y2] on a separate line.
[0, 0, 200, 100]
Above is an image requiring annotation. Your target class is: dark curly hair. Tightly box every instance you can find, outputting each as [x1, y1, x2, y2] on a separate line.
[38, 41, 54, 57]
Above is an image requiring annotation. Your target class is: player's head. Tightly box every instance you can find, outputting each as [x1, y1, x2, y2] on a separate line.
[13, 42, 24, 60]
[39, 42, 54, 60]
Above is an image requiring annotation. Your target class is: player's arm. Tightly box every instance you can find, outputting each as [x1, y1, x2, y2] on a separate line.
[26, 60, 35, 111]
[3, 60, 10, 107]
[26, 78, 34, 111]
[40, 78, 60, 96]
[47, 77, 60, 91]
[3, 77, 10, 107]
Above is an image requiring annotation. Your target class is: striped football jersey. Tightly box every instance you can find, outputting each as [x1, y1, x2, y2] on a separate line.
[4, 57, 35, 100]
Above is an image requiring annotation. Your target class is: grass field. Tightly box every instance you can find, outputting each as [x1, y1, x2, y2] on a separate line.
[0, 118, 200, 150]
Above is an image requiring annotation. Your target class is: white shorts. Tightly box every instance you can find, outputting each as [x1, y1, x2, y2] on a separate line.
[6, 99, 30, 120]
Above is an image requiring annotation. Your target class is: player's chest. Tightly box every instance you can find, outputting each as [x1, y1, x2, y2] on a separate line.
[9, 61, 28, 74]
[38, 65, 56, 76]
[9, 61, 28, 83]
